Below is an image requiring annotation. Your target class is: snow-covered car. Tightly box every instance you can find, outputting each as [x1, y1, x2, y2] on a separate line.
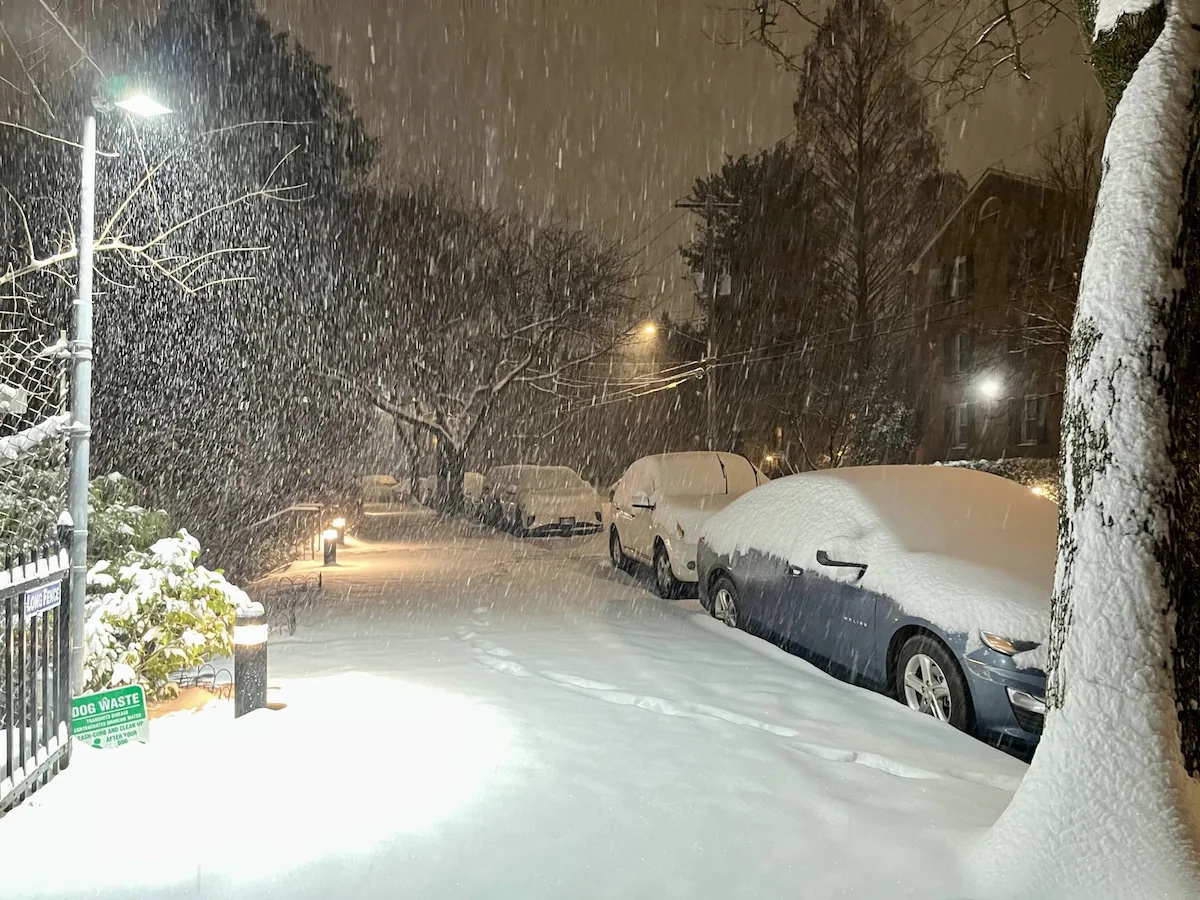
[696, 465, 1053, 750]
[463, 472, 485, 515]
[609, 451, 766, 597]
[360, 474, 408, 506]
[483, 465, 602, 535]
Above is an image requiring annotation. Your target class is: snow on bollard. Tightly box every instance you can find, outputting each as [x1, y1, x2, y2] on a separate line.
[234, 602, 268, 718]
[322, 528, 338, 565]
[331, 517, 347, 545]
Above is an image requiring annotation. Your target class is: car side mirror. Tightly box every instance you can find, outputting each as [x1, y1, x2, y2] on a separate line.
[632, 492, 655, 511]
[815, 549, 868, 582]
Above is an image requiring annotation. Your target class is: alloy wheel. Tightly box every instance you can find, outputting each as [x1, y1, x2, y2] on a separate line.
[902, 653, 952, 722]
[712, 587, 738, 628]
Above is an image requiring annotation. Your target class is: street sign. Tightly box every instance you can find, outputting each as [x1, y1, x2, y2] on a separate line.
[23, 581, 62, 618]
[71, 685, 149, 749]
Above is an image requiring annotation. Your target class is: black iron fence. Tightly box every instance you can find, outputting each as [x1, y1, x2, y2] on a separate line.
[0, 543, 71, 817]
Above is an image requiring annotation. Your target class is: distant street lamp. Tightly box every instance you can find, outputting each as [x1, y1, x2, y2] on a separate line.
[642, 322, 657, 336]
[67, 82, 172, 693]
[979, 377, 1002, 399]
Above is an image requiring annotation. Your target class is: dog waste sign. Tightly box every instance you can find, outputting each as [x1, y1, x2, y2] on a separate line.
[71, 684, 149, 749]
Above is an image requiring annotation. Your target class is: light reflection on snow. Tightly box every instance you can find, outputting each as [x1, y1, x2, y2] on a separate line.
[0, 674, 511, 896]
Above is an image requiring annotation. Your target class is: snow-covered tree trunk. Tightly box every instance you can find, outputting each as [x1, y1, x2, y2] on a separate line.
[970, 1, 1200, 896]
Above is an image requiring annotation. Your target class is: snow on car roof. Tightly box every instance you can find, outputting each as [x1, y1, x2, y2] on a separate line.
[702, 465, 1057, 643]
[634, 451, 765, 496]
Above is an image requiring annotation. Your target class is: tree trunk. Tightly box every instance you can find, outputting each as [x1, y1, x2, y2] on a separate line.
[436, 441, 466, 515]
[970, 2, 1200, 895]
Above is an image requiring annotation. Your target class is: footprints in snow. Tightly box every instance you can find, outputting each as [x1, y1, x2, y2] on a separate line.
[453, 617, 975, 785]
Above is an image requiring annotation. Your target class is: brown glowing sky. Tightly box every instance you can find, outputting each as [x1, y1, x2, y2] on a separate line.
[4, 1, 1103, 319]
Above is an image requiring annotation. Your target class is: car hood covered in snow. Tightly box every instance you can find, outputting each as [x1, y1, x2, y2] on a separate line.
[521, 489, 601, 518]
[702, 466, 1056, 645]
[655, 493, 740, 540]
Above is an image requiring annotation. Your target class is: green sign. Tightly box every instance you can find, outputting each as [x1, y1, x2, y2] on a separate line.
[71, 685, 149, 749]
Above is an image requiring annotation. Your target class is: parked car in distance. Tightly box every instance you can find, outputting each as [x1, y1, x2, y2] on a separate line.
[360, 474, 409, 507]
[696, 465, 1054, 752]
[464, 472, 486, 515]
[609, 451, 766, 598]
[482, 465, 602, 535]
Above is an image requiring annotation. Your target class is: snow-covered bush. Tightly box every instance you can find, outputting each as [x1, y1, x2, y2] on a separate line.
[87, 473, 172, 562]
[0, 469, 170, 558]
[935, 458, 1061, 505]
[84, 530, 252, 698]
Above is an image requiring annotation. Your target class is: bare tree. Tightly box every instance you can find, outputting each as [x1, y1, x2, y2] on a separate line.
[735, 1, 1070, 110]
[327, 185, 633, 513]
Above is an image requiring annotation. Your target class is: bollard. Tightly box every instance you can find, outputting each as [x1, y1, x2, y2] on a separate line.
[331, 516, 347, 546]
[322, 528, 338, 565]
[234, 602, 268, 718]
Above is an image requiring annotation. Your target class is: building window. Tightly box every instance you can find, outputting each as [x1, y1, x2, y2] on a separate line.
[950, 254, 975, 298]
[943, 331, 974, 376]
[944, 403, 973, 450]
[928, 265, 947, 301]
[1021, 395, 1048, 445]
[978, 196, 1002, 222]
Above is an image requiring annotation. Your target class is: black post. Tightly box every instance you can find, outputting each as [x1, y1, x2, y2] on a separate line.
[234, 602, 268, 718]
[3, 570, 12, 783]
[322, 530, 337, 566]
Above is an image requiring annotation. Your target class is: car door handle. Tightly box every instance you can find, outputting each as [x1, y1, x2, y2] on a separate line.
[788, 565, 804, 577]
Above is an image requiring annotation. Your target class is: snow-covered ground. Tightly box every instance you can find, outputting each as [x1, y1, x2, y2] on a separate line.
[0, 510, 1027, 899]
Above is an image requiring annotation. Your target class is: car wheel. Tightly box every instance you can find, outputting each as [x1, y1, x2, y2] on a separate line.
[609, 527, 633, 573]
[653, 543, 683, 599]
[709, 576, 740, 628]
[895, 634, 973, 732]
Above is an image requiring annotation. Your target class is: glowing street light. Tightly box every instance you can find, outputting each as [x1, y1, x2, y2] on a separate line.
[67, 81, 173, 693]
[113, 93, 172, 117]
[642, 322, 657, 336]
[1031, 486, 1046, 497]
[979, 377, 1002, 399]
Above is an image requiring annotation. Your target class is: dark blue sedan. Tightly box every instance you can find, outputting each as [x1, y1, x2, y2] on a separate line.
[696, 465, 1054, 752]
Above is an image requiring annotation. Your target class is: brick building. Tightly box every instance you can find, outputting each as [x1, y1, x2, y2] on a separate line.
[906, 169, 1078, 464]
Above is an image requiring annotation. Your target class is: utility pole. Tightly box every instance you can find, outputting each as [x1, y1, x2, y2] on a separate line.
[676, 195, 737, 451]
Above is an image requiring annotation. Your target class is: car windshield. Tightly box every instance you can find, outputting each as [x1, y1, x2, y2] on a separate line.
[517, 467, 586, 492]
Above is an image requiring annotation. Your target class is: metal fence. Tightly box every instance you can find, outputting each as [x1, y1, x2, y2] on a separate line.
[0, 543, 70, 816]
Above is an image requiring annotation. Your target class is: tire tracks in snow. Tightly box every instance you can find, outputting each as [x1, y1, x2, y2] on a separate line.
[452, 612, 1018, 791]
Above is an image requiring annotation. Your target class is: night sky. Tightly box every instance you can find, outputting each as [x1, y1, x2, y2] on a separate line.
[4, 0, 1102, 318]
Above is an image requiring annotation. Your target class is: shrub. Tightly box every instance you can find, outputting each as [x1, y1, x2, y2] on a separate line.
[83, 530, 251, 698]
[936, 457, 1062, 504]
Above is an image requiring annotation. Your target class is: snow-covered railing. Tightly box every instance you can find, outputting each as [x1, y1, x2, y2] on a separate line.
[1, 542, 72, 818]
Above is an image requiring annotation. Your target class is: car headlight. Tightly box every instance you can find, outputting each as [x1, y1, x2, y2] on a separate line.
[981, 632, 1040, 656]
[676, 522, 686, 539]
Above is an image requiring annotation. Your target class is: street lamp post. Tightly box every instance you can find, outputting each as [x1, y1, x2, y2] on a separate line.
[67, 90, 171, 693]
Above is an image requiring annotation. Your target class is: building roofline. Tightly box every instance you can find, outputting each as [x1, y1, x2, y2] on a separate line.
[907, 168, 1058, 274]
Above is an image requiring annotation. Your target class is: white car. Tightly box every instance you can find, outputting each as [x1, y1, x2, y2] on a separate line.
[483, 465, 603, 535]
[609, 451, 766, 597]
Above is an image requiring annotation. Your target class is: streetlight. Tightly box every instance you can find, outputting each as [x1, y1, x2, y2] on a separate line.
[67, 82, 172, 692]
[979, 377, 1002, 399]
[642, 322, 657, 337]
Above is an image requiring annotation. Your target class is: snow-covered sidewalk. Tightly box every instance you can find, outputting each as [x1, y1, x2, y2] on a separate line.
[0, 512, 1026, 898]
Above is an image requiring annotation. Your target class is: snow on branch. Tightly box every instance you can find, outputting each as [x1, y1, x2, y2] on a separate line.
[0, 414, 68, 468]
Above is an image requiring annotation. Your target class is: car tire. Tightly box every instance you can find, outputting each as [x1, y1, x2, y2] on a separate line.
[709, 575, 740, 629]
[609, 527, 633, 573]
[653, 543, 684, 599]
[894, 634, 974, 732]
